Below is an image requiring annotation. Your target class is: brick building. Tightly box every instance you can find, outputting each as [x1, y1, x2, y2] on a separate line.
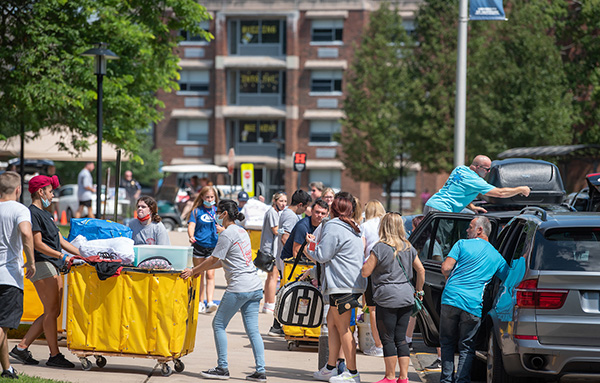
[155, 0, 428, 211]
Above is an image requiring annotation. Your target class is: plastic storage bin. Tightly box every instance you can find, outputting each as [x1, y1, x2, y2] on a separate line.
[67, 264, 199, 375]
[133, 245, 193, 270]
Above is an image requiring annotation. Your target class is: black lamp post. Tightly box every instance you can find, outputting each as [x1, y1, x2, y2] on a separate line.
[81, 43, 119, 217]
[272, 138, 285, 190]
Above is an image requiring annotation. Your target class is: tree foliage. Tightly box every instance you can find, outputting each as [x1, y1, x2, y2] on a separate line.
[406, 0, 573, 173]
[0, 0, 211, 160]
[340, 3, 413, 208]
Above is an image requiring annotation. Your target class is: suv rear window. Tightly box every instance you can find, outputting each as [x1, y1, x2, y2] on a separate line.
[531, 228, 600, 271]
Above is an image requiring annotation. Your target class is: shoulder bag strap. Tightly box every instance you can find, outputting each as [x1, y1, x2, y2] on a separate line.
[288, 240, 307, 281]
[395, 249, 416, 294]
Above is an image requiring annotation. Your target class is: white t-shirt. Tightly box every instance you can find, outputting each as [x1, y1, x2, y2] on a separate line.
[0, 200, 31, 289]
[361, 217, 381, 258]
[212, 224, 262, 293]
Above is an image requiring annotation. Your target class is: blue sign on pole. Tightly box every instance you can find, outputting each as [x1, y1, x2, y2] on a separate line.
[469, 0, 506, 20]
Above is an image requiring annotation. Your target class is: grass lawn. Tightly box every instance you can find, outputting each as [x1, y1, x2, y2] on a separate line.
[10, 374, 70, 383]
[58, 225, 70, 238]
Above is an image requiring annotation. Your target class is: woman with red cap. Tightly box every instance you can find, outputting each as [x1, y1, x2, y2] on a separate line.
[9, 175, 79, 369]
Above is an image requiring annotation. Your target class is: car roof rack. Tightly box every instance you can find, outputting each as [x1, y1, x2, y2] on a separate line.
[519, 206, 548, 221]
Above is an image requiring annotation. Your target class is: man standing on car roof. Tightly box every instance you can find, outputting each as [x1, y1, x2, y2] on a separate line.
[424, 155, 531, 214]
[439, 216, 509, 383]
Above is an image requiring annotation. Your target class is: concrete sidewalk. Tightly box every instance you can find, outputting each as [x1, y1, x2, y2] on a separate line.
[8, 231, 425, 383]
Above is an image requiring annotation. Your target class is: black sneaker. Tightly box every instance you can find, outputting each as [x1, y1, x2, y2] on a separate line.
[200, 367, 230, 380]
[9, 346, 39, 365]
[46, 353, 75, 368]
[246, 371, 266, 382]
[267, 326, 284, 337]
[1, 368, 18, 379]
[424, 358, 442, 371]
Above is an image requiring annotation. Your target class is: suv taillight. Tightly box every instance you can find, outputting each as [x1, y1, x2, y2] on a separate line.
[515, 279, 568, 309]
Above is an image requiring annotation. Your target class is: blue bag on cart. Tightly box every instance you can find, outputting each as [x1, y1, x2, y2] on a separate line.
[68, 218, 133, 241]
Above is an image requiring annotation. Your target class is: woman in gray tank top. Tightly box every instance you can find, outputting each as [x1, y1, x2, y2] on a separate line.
[361, 213, 425, 383]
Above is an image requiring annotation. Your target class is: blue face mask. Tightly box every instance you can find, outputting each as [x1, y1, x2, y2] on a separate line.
[215, 215, 224, 226]
[203, 200, 215, 208]
[41, 197, 51, 208]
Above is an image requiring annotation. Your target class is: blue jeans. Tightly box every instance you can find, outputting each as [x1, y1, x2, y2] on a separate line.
[439, 304, 481, 383]
[213, 289, 265, 373]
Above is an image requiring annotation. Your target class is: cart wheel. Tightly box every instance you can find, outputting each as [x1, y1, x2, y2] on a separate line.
[287, 341, 294, 351]
[95, 355, 107, 368]
[174, 359, 184, 373]
[80, 358, 92, 371]
[161, 363, 173, 377]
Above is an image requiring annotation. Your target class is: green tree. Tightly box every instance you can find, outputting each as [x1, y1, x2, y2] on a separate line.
[406, 0, 572, 173]
[555, 0, 600, 144]
[339, 3, 413, 209]
[467, 0, 572, 155]
[0, 0, 211, 159]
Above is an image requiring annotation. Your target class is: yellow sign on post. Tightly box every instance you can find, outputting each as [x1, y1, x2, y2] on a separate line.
[241, 163, 255, 197]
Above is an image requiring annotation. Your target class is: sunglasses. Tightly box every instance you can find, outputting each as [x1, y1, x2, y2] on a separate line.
[478, 165, 491, 172]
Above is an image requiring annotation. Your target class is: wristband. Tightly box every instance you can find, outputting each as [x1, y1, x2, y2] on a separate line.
[62, 254, 67, 262]
[415, 290, 425, 297]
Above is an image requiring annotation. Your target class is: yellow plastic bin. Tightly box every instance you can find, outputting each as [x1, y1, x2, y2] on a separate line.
[66, 264, 199, 375]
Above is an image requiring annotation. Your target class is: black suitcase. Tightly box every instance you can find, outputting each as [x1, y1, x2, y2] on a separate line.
[275, 281, 324, 328]
[484, 158, 566, 205]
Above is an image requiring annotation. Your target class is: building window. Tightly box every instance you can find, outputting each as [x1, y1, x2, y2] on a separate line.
[311, 20, 343, 43]
[238, 120, 282, 143]
[180, 21, 210, 43]
[310, 169, 341, 190]
[311, 70, 342, 94]
[390, 170, 417, 194]
[310, 120, 341, 144]
[178, 70, 209, 94]
[229, 19, 286, 56]
[177, 119, 209, 144]
[229, 70, 285, 106]
[240, 70, 280, 94]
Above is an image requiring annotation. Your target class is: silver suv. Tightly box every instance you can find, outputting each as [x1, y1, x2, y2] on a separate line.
[412, 208, 600, 382]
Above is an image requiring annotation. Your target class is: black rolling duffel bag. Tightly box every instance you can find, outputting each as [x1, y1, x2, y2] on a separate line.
[274, 280, 323, 328]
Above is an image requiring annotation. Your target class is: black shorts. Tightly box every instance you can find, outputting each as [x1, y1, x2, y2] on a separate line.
[0, 285, 24, 329]
[364, 276, 375, 306]
[192, 243, 214, 258]
[79, 200, 92, 208]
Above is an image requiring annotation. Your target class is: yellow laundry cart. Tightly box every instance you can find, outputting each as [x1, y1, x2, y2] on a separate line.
[280, 258, 321, 350]
[66, 264, 199, 375]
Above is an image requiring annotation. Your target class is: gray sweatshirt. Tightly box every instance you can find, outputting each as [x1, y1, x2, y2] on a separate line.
[311, 218, 367, 296]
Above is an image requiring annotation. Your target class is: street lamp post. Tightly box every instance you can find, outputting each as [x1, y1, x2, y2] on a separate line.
[81, 43, 119, 217]
[272, 138, 285, 190]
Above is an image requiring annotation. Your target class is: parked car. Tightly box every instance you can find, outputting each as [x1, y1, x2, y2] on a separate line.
[567, 172, 600, 212]
[56, 184, 130, 221]
[156, 200, 182, 231]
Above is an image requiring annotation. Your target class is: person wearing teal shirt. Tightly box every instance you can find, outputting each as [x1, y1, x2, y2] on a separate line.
[439, 217, 509, 383]
[424, 155, 531, 214]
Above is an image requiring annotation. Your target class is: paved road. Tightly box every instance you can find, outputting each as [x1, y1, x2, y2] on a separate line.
[8, 230, 428, 383]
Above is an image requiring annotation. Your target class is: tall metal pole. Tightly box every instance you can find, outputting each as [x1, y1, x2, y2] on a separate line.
[454, 0, 468, 167]
[96, 73, 103, 217]
[19, 122, 25, 203]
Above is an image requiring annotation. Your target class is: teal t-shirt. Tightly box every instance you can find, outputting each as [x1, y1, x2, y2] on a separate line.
[441, 238, 508, 317]
[425, 166, 495, 213]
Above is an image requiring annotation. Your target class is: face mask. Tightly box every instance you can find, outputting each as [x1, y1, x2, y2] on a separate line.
[215, 214, 224, 226]
[203, 200, 215, 208]
[138, 214, 151, 223]
[41, 197, 51, 208]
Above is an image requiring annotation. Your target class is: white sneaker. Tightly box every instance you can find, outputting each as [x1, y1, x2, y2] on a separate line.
[313, 366, 338, 381]
[206, 301, 218, 313]
[329, 370, 360, 383]
[198, 302, 206, 314]
[363, 345, 383, 357]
